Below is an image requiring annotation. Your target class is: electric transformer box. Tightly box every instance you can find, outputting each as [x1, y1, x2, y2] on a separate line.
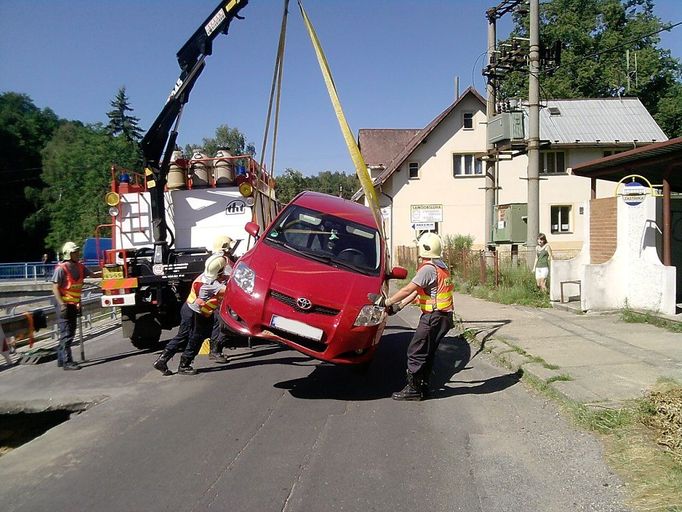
[493, 203, 527, 244]
[487, 112, 525, 145]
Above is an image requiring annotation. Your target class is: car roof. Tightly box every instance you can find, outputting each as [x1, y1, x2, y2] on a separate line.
[291, 191, 377, 228]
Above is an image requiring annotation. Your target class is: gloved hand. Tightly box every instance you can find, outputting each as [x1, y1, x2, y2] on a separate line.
[386, 303, 402, 316]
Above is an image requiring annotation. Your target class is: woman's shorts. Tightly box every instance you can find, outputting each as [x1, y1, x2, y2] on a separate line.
[535, 267, 549, 279]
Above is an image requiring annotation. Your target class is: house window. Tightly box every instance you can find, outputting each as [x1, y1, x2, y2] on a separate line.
[551, 205, 572, 233]
[463, 112, 474, 130]
[541, 151, 566, 174]
[453, 154, 482, 176]
[408, 162, 419, 179]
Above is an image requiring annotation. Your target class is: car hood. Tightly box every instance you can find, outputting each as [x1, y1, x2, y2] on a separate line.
[243, 242, 383, 309]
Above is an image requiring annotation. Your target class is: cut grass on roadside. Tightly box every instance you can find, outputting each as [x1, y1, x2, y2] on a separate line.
[621, 308, 682, 334]
[528, 375, 682, 512]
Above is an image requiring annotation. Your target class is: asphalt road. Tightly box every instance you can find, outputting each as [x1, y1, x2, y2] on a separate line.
[0, 311, 630, 512]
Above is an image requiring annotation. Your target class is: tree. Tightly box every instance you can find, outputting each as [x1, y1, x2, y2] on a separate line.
[275, 168, 309, 204]
[184, 124, 256, 158]
[312, 171, 360, 200]
[106, 86, 143, 143]
[499, 0, 682, 137]
[26, 122, 141, 254]
[0, 92, 60, 261]
[274, 169, 360, 204]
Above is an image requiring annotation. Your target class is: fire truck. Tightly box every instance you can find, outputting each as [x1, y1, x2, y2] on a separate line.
[98, 0, 277, 348]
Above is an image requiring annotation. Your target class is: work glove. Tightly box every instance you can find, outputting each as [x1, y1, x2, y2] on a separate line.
[386, 303, 402, 316]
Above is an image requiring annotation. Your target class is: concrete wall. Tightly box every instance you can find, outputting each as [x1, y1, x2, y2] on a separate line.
[550, 195, 677, 315]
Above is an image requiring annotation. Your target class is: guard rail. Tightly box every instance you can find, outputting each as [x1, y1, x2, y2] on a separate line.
[1, 288, 119, 349]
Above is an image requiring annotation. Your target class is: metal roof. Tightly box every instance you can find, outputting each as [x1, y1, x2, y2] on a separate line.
[523, 97, 668, 144]
[571, 136, 682, 192]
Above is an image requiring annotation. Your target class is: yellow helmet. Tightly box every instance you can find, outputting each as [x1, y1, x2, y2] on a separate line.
[417, 233, 442, 259]
[211, 234, 235, 253]
[61, 241, 80, 260]
[204, 254, 227, 280]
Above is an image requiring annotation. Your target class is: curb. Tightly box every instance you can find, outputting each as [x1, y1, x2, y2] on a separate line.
[465, 329, 605, 409]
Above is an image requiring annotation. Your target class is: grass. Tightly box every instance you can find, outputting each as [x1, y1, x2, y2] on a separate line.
[473, 328, 682, 510]
[621, 308, 682, 334]
[522, 373, 682, 512]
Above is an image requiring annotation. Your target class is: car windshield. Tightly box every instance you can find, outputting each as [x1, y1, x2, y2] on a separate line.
[264, 204, 380, 275]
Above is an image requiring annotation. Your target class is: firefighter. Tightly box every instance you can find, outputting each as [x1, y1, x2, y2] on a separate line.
[208, 235, 237, 363]
[378, 232, 454, 401]
[51, 241, 92, 370]
[153, 255, 227, 376]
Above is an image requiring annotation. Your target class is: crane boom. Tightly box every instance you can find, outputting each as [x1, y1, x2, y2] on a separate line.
[138, 0, 249, 265]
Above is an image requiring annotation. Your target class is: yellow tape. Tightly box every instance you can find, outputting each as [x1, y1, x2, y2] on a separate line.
[297, 1, 383, 236]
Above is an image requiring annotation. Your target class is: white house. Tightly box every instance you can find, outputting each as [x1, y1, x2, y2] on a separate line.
[354, 86, 668, 258]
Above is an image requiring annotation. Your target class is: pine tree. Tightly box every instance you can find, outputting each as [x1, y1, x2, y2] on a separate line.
[106, 86, 143, 143]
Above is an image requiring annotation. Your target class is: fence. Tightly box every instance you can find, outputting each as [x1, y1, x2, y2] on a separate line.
[395, 245, 580, 288]
[0, 262, 57, 281]
[0, 287, 119, 350]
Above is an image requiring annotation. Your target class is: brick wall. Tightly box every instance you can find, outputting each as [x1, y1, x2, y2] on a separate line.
[590, 197, 617, 264]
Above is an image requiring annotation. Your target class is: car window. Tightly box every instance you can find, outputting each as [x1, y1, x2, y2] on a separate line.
[264, 204, 380, 275]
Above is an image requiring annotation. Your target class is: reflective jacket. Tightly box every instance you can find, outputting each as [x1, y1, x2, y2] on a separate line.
[186, 274, 225, 317]
[57, 261, 86, 304]
[416, 261, 454, 313]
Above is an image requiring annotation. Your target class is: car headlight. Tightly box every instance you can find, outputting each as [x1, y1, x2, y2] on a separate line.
[353, 304, 386, 327]
[232, 262, 255, 295]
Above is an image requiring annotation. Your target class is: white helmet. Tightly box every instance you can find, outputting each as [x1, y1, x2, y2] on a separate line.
[211, 234, 235, 253]
[204, 254, 227, 280]
[62, 241, 80, 260]
[417, 232, 442, 259]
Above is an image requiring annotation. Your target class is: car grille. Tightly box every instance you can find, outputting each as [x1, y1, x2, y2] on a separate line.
[269, 290, 340, 316]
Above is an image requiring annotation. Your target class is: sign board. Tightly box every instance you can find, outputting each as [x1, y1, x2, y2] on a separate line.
[615, 175, 654, 207]
[410, 204, 443, 223]
[412, 222, 435, 231]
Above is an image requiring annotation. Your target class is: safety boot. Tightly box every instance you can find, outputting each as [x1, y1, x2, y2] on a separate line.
[153, 350, 173, 376]
[177, 356, 198, 375]
[391, 371, 423, 401]
[208, 351, 228, 363]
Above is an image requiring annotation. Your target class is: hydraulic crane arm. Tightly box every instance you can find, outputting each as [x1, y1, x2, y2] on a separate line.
[141, 0, 249, 168]
[138, 0, 249, 265]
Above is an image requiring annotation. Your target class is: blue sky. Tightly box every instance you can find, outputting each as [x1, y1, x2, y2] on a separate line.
[1, 0, 680, 176]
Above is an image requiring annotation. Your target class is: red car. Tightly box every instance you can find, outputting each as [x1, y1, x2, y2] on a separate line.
[220, 191, 407, 365]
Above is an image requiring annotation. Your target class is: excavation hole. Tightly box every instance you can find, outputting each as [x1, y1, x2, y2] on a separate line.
[0, 409, 79, 456]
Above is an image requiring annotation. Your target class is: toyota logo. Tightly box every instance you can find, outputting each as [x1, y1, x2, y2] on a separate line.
[296, 297, 312, 310]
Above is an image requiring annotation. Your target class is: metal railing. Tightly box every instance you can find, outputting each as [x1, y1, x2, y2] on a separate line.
[1, 288, 120, 349]
[0, 262, 57, 281]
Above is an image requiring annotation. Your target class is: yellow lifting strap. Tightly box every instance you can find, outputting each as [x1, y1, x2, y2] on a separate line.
[297, 0, 384, 236]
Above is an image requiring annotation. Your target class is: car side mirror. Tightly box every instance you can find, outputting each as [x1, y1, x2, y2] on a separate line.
[388, 266, 408, 280]
[245, 221, 260, 239]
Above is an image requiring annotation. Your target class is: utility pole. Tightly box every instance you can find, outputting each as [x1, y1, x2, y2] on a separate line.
[485, 10, 497, 250]
[526, 0, 540, 265]
[483, 0, 524, 250]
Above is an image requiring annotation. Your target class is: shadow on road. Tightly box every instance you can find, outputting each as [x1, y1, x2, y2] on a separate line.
[271, 328, 518, 401]
[462, 319, 511, 361]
